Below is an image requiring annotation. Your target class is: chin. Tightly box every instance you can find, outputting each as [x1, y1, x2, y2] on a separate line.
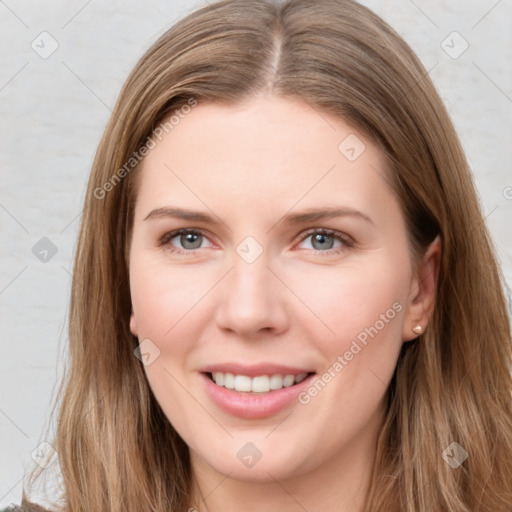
[190, 434, 317, 483]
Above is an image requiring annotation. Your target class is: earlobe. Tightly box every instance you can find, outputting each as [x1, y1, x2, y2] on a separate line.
[130, 308, 138, 337]
[402, 235, 442, 341]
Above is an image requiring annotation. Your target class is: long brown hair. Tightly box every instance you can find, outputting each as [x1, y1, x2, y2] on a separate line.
[22, 0, 512, 510]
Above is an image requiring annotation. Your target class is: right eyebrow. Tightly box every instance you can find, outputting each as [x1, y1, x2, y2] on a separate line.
[144, 207, 219, 224]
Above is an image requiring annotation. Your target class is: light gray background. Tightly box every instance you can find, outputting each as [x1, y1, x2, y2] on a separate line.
[1, 0, 511, 507]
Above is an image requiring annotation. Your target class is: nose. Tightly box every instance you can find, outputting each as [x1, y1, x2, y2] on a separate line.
[214, 249, 290, 338]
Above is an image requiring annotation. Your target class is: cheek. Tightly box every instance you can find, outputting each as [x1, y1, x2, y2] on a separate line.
[130, 254, 213, 344]
[287, 264, 407, 439]
[129, 257, 214, 430]
[129, 253, 227, 425]
[283, 257, 409, 355]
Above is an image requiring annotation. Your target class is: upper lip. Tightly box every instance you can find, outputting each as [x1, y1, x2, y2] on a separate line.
[199, 362, 315, 377]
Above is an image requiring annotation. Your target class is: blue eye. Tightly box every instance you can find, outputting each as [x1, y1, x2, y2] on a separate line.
[160, 229, 210, 254]
[159, 228, 353, 256]
[297, 229, 353, 254]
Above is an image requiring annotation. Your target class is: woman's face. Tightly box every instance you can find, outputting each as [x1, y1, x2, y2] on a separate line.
[128, 95, 435, 485]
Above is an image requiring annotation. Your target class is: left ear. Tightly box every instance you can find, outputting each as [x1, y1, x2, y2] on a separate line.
[130, 306, 139, 338]
[402, 235, 442, 341]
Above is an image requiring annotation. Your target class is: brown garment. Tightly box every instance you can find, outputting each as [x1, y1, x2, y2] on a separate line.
[3, 502, 52, 512]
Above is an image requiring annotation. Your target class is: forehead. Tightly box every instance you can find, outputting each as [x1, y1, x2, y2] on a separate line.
[133, 95, 395, 224]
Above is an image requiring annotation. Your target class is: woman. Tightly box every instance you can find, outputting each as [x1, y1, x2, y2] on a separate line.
[14, 0, 512, 510]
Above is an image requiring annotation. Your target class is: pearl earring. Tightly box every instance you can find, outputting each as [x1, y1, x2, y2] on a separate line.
[412, 324, 423, 335]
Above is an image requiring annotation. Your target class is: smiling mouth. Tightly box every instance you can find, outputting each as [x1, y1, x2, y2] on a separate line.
[205, 371, 316, 394]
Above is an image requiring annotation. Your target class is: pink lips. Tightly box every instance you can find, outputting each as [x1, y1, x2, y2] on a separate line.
[199, 362, 316, 419]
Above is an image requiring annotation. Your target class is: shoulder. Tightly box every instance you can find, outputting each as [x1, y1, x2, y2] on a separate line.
[1, 502, 53, 512]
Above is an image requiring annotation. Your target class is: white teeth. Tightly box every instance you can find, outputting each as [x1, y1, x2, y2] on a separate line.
[251, 375, 270, 393]
[234, 375, 252, 392]
[295, 373, 308, 384]
[224, 373, 235, 389]
[210, 372, 311, 393]
[269, 374, 283, 390]
[213, 372, 224, 386]
[283, 375, 295, 387]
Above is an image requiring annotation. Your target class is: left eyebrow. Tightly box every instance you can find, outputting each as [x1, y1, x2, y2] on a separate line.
[281, 207, 375, 226]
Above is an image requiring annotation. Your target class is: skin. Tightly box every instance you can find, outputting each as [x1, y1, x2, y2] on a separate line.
[128, 94, 440, 512]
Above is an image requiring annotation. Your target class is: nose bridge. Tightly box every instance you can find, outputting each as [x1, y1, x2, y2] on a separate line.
[214, 236, 288, 335]
[229, 242, 273, 310]
[231, 246, 269, 296]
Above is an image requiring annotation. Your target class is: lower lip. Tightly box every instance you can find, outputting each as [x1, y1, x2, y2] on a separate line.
[201, 372, 316, 419]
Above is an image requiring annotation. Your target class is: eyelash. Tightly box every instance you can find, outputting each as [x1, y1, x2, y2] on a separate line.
[158, 228, 354, 256]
